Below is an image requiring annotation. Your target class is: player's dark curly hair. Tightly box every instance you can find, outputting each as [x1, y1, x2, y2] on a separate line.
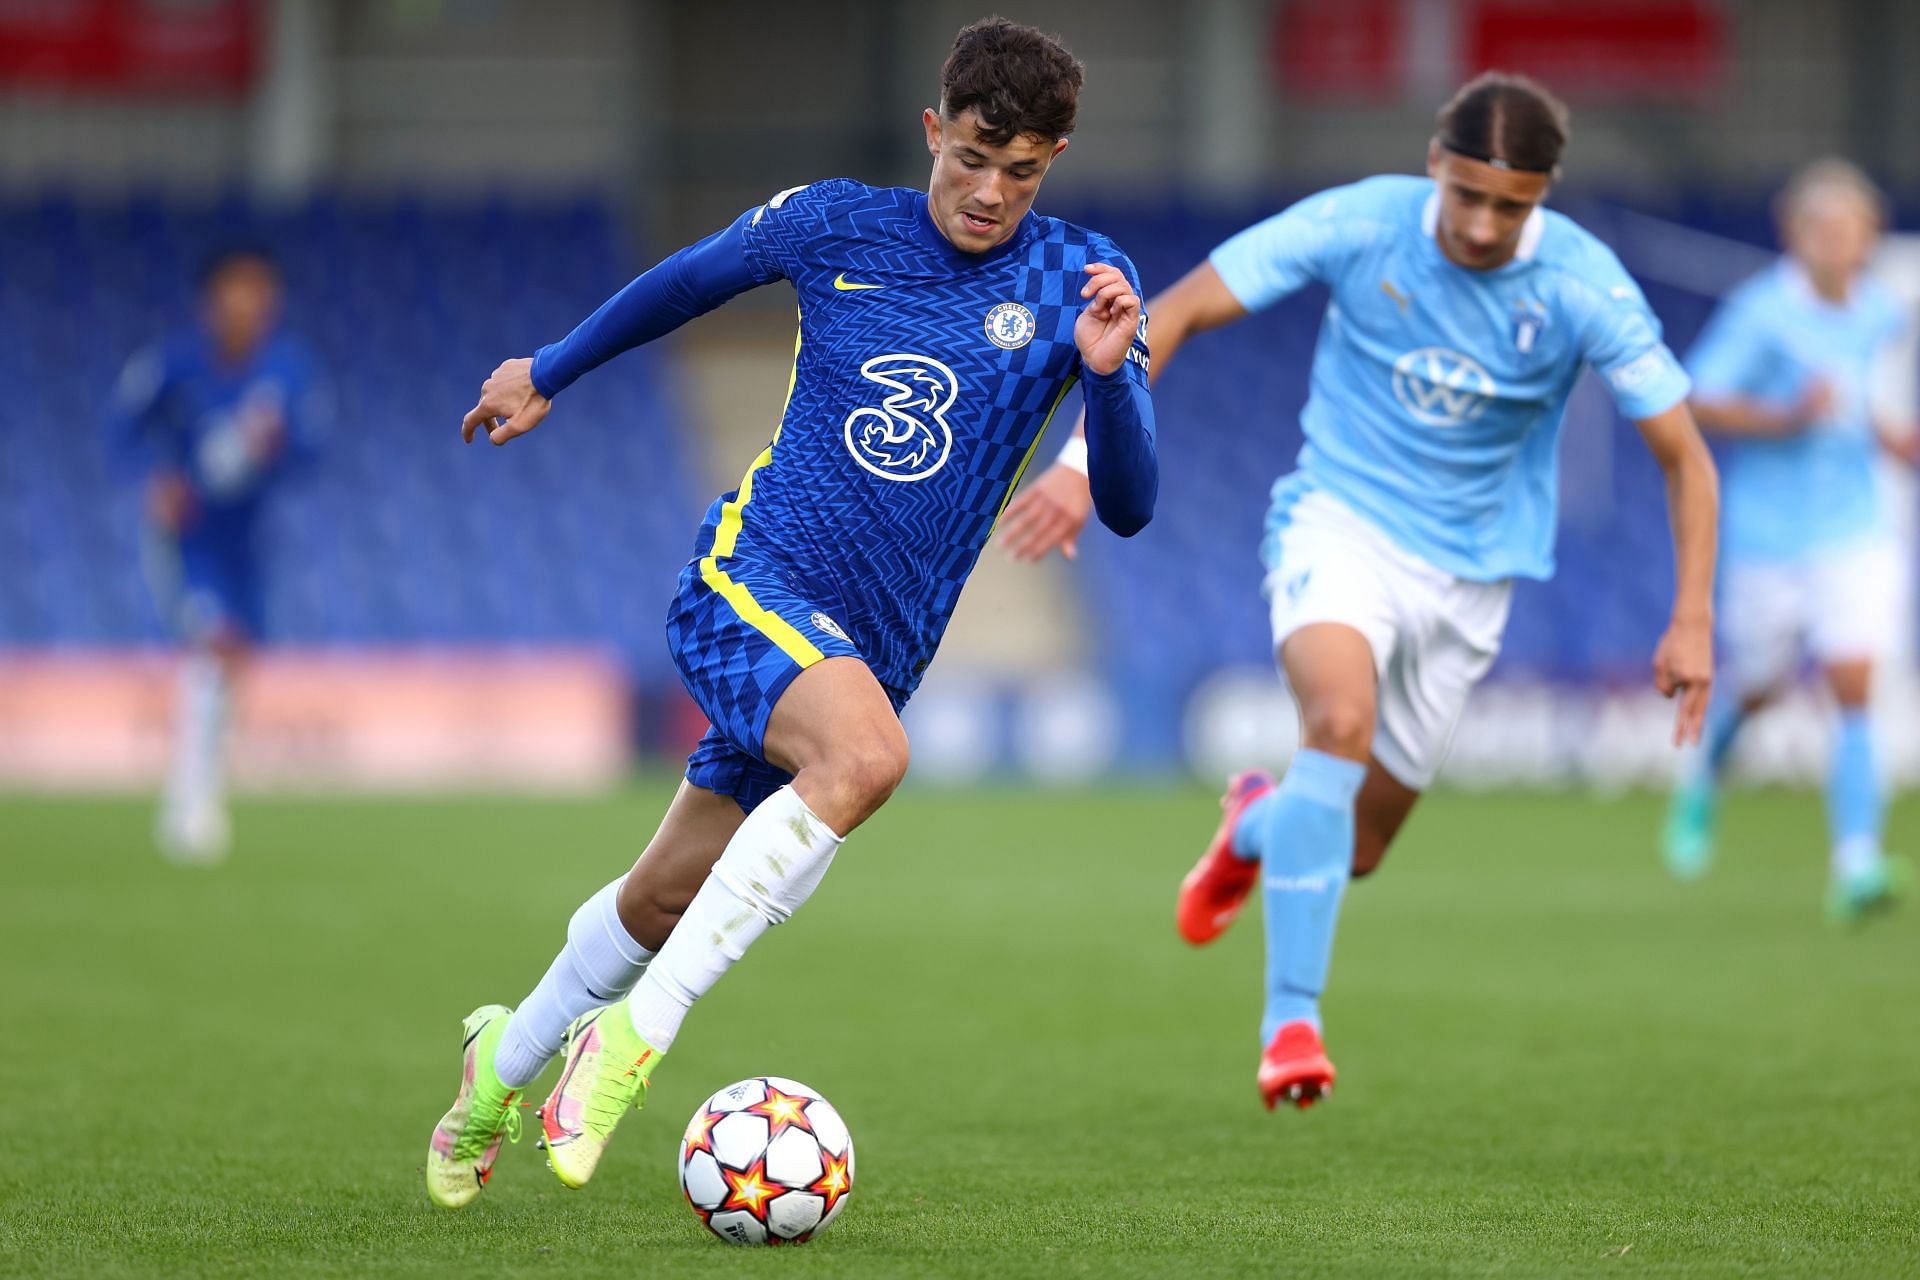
[939, 17, 1084, 145]
[1436, 72, 1571, 174]
[196, 240, 278, 289]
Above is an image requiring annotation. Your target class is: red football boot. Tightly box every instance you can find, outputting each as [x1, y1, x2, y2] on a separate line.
[1258, 1020, 1336, 1111]
[1176, 769, 1276, 945]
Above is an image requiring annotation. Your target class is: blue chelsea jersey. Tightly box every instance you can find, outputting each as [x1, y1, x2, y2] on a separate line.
[703, 179, 1150, 693]
[1688, 260, 1907, 563]
[1210, 174, 1691, 583]
[108, 328, 327, 547]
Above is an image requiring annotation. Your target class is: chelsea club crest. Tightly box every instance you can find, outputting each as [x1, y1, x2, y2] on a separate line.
[984, 302, 1036, 350]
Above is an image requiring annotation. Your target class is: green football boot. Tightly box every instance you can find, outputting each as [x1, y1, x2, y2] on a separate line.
[536, 1003, 663, 1190]
[1828, 854, 1910, 924]
[1662, 773, 1718, 883]
[425, 1004, 523, 1208]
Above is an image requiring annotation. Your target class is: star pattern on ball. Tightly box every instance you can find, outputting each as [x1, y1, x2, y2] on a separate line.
[747, 1085, 814, 1141]
[810, 1150, 851, 1216]
[682, 1106, 722, 1159]
[721, 1158, 781, 1220]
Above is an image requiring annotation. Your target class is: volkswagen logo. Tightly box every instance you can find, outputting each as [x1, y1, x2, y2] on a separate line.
[1390, 347, 1497, 426]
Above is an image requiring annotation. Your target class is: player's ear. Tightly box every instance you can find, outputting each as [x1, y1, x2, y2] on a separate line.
[1425, 137, 1445, 180]
[1050, 137, 1069, 161]
[922, 108, 942, 158]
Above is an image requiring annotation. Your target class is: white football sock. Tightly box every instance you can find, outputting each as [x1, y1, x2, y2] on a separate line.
[626, 786, 844, 1054]
[162, 652, 230, 827]
[494, 877, 655, 1088]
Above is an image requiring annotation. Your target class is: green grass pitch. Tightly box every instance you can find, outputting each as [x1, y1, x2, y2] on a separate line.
[2, 781, 1916, 1278]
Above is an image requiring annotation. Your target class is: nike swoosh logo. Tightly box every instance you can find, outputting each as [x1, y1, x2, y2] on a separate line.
[832, 273, 883, 291]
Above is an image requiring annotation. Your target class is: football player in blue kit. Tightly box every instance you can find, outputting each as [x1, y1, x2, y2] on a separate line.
[1664, 159, 1915, 919]
[425, 19, 1158, 1206]
[1002, 73, 1719, 1109]
[108, 246, 327, 864]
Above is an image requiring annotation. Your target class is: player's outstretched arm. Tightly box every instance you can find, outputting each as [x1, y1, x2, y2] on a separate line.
[461, 217, 771, 447]
[1636, 400, 1720, 746]
[1689, 380, 1832, 439]
[1004, 263, 1248, 559]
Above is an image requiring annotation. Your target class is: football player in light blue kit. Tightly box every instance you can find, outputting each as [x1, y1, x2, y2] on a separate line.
[1003, 73, 1718, 1109]
[1663, 159, 1915, 919]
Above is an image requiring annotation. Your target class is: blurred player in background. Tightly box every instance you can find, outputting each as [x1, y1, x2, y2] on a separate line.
[1663, 160, 1915, 919]
[424, 19, 1155, 1208]
[1001, 73, 1718, 1109]
[107, 246, 326, 864]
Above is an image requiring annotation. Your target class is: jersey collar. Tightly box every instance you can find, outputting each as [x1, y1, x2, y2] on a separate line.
[1780, 258, 1857, 311]
[1421, 191, 1546, 272]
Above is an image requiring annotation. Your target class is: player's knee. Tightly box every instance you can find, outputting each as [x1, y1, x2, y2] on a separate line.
[799, 727, 910, 833]
[835, 733, 909, 812]
[1826, 660, 1873, 709]
[1299, 698, 1374, 758]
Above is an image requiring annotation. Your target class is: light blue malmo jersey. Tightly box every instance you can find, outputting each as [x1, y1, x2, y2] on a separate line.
[1210, 175, 1690, 582]
[1687, 261, 1906, 563]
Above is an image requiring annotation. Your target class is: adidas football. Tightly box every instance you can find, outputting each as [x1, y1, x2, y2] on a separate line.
[677, 1076, 854, 1245]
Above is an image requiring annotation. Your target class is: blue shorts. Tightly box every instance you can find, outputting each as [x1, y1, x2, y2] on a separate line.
[145, 529, 266, 642]
[667, 556, 899, 814]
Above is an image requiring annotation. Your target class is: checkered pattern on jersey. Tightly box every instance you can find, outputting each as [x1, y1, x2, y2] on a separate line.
[701, 180, 1148, 695]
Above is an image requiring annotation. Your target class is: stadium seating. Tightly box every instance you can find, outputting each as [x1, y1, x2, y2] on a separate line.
[0, 193, 706, 681]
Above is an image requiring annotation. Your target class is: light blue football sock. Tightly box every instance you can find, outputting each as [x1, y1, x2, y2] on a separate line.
[1703, 694, 1746, 780]
[1827, 709, 1883, 875]
[1230, 791, 1276, 862]
[1251, 749, 1367, 1044]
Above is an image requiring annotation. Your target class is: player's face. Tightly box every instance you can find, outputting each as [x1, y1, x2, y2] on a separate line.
[1425, 142, 1553, 272]
[922, 107, 1068, 253]
[1786, 189, 1879, 297]
[204, 259, 282, 358]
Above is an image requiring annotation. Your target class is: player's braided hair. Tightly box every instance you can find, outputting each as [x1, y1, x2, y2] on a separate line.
[1436, 72, 1570, 175]
[940, 17, 1084, 145]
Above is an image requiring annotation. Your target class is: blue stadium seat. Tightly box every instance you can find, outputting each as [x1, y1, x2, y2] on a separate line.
[0, 193, 705, 682]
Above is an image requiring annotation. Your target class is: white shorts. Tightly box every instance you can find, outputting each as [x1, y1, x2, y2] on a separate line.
[1265, 492, 1513, 789]
[1721, 539, 1903, 695]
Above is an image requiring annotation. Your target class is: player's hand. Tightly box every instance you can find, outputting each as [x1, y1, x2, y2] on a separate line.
[1653, 614, 1714, 746]
[461, 357, 551, 445]
[1074, 262, 1141, 377]
[1878, 425, 1920, 467]
[1790, 378, 1836, 430]
[239, 409, 285, 464]
[146, 472, 194, 533]
[1000, 461, 1094, 561]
